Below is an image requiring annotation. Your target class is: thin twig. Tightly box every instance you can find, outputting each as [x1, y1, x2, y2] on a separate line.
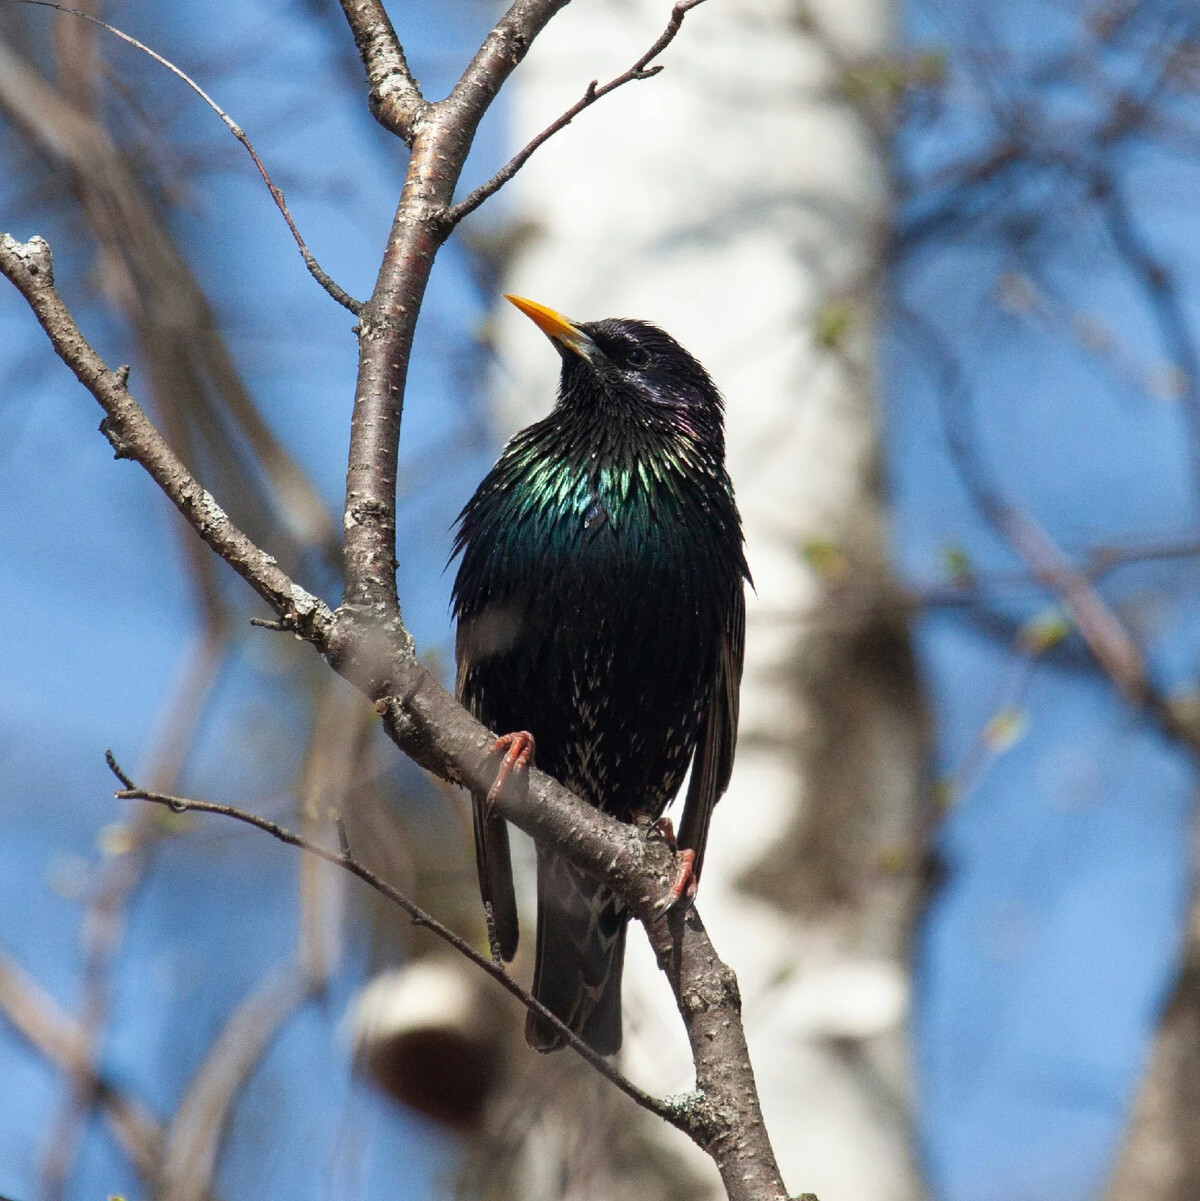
[104, 756, 682, 1131]
[0, 32, 342, 565]
[447, 0, 708, 226]
[2, 0, 363, 313]
[248, 617, 287, 631]
[249, 616, 296, 633]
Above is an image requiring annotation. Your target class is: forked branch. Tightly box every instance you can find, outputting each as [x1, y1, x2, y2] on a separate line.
[447, 0, 709, 225]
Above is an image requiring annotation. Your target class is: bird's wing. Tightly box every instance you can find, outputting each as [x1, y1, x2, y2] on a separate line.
[677, 584, 745, 885]
[455, 648, 520, 962]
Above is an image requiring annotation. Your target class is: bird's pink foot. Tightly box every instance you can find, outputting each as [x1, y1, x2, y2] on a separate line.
[486, 730, 535, 814]
[657, 847, 697, 912]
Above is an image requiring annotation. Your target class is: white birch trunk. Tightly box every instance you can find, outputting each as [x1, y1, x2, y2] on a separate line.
[472, 0, 928, 1197]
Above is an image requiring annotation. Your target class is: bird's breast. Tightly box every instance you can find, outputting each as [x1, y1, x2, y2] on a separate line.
[454, 446, 739, 819]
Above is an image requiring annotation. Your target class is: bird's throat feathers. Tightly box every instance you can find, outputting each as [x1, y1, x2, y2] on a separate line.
[555, 343, 725, 462]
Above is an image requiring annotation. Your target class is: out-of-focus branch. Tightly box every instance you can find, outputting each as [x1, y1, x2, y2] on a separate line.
[3, 0, 361, 312]
[40, 565, 235, 1195]
[899, 292, 1200, 750]
[446, 0, 708, 225]
[942, 614, 1051, 807]
[10, 23, 286, 1193]
[298, 679, 376, 986]
[157, 968, 314, 1201]
[0, 951, 165, 1183]
[10, 25, 326, 1192]
[986, 506, 1149, 705]
[0, 31, 342, 560]
[761, 535, 1200, 632]
[890, 11, 1200, 1198]
[1099, 176, 1200, 509]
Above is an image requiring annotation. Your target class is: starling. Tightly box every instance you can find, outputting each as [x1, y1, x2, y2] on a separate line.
[451, 295, 748, 1055]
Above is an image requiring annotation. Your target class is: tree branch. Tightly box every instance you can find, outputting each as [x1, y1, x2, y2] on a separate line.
[368, 680, 788, 1198]
[110, 750, 789, 1196]
[0, 950, 166, 1184]
[0, 234, 335, 646]
[158, 967, 313, 1201]
[41, 618, 234, 1201]
[986, 506, 1148, 705]
[106, 754, 684, 1136]
[1099, 175, 1200, 510]
[447, 0, 708, 226]
[336, 0, 569, 622]
[898, 281, 1200, 754]
[337, 0, 429, 143]
[0, 28, 342, 566]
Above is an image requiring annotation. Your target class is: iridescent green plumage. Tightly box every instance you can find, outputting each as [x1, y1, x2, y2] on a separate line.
[452, 309, 748, 1055]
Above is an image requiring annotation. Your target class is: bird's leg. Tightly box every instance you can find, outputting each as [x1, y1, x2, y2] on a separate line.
[486, 730, 536, 815]
[657, 848, 697, 912]
[639, 815, 697, 911]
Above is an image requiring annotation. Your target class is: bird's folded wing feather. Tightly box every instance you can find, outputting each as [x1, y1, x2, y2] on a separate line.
[677, 586, 745, 884]
[456, 652, 520, 961]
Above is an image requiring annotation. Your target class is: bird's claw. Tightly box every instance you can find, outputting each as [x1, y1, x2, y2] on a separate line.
[648, 815, 678, 848]
[640, 816, 694, 910]
[486, 730, 535, 816]
[655, 847, 696, 912]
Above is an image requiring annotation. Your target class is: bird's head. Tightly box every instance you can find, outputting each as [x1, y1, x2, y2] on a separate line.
[505, 294, 724, 443]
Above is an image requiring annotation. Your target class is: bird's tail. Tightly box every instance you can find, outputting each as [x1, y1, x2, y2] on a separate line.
[526, 847, 628, 1055]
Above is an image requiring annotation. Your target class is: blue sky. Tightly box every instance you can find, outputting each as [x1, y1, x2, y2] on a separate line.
[893, 4, 1200, 1195]
[2, 1, 1199, 1199]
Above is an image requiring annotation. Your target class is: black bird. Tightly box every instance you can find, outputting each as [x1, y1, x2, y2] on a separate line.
[451, 295, 748, 1055]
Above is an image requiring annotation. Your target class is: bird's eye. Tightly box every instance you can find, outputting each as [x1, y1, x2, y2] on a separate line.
[626, 347, 652, 370]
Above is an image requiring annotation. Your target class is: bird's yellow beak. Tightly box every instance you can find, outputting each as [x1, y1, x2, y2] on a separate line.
[504, 294, 598, 361]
